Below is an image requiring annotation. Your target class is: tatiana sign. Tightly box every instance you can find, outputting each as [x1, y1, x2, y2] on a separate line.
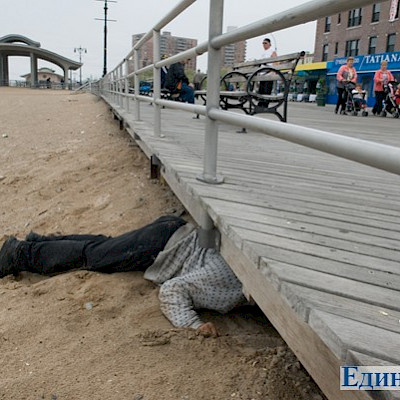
[328, 51, 400, 74]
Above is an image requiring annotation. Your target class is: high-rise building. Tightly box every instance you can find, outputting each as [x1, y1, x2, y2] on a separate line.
[130, 31, 197, 71]
[221, 26, 247, 67]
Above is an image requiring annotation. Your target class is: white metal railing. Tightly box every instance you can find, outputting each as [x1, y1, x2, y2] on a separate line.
[95, 0, 399, 232]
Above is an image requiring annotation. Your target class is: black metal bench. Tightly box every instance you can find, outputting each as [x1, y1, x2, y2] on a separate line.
[195, 51, 305, 123]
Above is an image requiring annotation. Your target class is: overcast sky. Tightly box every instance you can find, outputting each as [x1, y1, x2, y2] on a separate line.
[1, 0, 317, 81]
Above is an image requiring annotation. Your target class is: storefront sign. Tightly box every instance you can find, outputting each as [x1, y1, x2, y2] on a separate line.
[389, 0, 399, 21]
[328, 51, 400, 74]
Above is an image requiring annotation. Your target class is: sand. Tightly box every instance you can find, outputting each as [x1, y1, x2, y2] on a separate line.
[0, 87, 326, 400]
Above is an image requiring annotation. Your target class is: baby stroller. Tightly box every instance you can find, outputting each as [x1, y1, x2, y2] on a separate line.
[344, 82, 368, 116]
[381, 81, 400, 118]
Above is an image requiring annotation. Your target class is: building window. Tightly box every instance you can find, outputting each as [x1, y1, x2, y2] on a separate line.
[322, 44, 329, 61]
[338, 13, 341, 24]
[372, 3, 380, 22]
[368, 36, 377, 54]
[324, 16, 331, 32]
[335, 42, 339, 55]
[348, 8, 363, 27]
[345, 39, 360, 56]
[386, 33, 396, 52]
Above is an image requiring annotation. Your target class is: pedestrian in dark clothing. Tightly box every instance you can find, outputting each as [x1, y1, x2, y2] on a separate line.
[164, 61, 195, 104]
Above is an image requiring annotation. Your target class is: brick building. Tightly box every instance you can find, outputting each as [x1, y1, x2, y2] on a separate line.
[313, 0, 400, 106]
[314, 1, 400, 62]
[131, 31, 197, 71]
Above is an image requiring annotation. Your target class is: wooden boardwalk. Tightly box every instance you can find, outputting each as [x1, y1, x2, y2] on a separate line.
[106, 97, 400, 400]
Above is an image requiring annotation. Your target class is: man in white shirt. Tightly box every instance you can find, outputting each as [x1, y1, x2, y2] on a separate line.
[259, 38, 278, 108]
[260, 37, 277, 60]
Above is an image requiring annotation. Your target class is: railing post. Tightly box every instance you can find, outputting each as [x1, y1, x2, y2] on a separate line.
[134, 49, 140, 121]
[153, 29, 161, 137]
[197, 0, 224, 249]
[111, 71, 115, 103]
[124, 59, 129, 112]
[119, 64, 123, 106]
[197, 0, 224, 185]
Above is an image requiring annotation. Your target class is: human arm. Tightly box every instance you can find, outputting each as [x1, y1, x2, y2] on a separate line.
[158, 278, 219, 336]
[157, 248, 245, 333]
[158, 278, 204, 330]
[336, 66, 345, 82]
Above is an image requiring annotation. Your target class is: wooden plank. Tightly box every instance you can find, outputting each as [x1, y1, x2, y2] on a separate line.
[218, 216, 400, 262]
[233, 225, 400, 273]
[263, 260, 400, 310]
[205, 198, 400, 250]
[280, 282, 400, 334]
[234, 52, 301, 67]
[309, 310, 400, 365]
[188, 181, 400, 232]
[204, 197, 400, 241]
[184, 171, 400, 219]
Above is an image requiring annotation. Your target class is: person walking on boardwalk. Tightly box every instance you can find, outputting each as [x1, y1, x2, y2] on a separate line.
[372, 60, 394, 116]
[0, 215, 246, 336]
[335, 56, 357, 115]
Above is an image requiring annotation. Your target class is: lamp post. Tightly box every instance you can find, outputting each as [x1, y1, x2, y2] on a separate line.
[74, 46, 87, 84]
[95, 0, 117, 77]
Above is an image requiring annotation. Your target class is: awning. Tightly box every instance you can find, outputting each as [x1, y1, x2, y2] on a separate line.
[295, 62, 328, 72]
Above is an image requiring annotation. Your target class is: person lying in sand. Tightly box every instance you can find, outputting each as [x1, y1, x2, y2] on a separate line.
[0, 215, 247, 336]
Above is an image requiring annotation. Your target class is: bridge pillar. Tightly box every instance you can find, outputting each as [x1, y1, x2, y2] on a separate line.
[0, 53, 3, 85]
[30, 53, 38, 87]
[0, 54, 9, 86]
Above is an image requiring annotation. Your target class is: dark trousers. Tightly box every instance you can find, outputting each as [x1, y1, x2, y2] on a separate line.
[20, 216, 186, 275]
[336, 87, 347, 112]
[373, 91, 385, 115]
[258, 81, 273, 107]
[179, 83, 195, 104]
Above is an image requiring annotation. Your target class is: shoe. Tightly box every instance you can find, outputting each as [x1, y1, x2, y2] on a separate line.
[25, 231, 47, 242]
[334, 108, 338, 114]
[340, 110, 348, 115]
[0, 236, 20, 278]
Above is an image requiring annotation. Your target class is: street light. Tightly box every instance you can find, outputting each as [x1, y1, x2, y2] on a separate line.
[74, 46, 87, 84]
[95, 0, 117, 77]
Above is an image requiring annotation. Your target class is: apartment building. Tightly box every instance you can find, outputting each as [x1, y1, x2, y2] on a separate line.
[131, 31, 197, 71]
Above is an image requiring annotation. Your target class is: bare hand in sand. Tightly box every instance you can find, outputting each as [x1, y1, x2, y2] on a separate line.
[196, 322, 219, 337]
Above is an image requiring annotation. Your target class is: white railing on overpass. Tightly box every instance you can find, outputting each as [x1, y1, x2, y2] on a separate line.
[95, 0, 398, 236]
